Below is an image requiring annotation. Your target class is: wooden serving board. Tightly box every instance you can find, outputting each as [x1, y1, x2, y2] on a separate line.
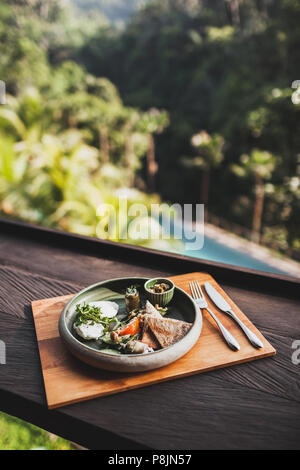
[31, 272, 276, 409]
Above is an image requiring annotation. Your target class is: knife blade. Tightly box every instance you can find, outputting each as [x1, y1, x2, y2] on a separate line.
[204, 281, 264, 349]
[204, 282, 231, 312]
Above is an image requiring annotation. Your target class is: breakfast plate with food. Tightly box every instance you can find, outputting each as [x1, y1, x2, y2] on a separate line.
[59, 277, 202, 372]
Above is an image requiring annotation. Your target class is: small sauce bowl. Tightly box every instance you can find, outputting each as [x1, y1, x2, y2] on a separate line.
[144, 278, 175, 307]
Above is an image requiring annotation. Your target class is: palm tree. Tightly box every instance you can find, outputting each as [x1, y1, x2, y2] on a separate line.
[225, 0, 241, 26]
[0, 88, 47, 142]
[232, 149, 277, 243]
[137, 109, 169, 192]
[84, 77, 123, 164]
[183, 130, 224, 205]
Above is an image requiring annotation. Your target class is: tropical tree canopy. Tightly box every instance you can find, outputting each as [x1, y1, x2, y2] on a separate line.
[0, 0, 300, 257]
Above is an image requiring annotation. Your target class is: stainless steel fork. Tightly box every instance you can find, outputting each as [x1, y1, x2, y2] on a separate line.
[189, 280, 240, 351]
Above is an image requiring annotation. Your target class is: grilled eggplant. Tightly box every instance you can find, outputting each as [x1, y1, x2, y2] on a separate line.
[125, 286, 141, 313]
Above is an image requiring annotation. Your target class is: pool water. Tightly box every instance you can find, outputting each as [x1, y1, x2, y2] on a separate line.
[164, 218, 289, 276]
[184, 235, 288, 275]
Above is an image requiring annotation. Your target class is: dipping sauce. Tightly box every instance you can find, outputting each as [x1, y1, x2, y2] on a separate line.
[149, 282, 172, 294]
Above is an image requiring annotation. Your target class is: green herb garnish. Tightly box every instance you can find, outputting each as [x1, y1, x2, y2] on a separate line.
[126, 285, 138, 296]
[157, 306, 169, 316]
[74, 303, 118, 333]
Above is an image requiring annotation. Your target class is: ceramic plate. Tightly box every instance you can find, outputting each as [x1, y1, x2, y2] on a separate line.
[59, 277, 202, 372]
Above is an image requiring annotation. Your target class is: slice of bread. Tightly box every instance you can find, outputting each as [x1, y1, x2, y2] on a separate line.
[144, 316, 192, 349]
[145, 300, 161, 318]
[141, 302, 161, 349]
[141, 327, 161, 350]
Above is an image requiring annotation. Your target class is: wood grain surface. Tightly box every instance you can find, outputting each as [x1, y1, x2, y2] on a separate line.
[31, 272, 275, 409]
[0, 220, 299, 449]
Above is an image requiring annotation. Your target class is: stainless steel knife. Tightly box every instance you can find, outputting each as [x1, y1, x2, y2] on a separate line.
[204, 282, 263, 349]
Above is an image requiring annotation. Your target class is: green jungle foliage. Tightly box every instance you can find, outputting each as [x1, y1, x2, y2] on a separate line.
[77, 0, 300, 254]
[0, 412, 73, 450]
[0, 0, 180, 253]
[0, 0, 299, 255]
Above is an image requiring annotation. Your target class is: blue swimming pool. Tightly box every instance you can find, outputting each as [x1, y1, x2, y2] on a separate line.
[164, 218, 289, 276]
[184, 235, 288, 275]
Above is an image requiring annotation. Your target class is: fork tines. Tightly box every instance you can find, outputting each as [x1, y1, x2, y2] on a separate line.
[189, 280, 205, 299]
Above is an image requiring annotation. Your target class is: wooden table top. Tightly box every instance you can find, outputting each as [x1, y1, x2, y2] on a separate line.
[0, 218, 299, 450]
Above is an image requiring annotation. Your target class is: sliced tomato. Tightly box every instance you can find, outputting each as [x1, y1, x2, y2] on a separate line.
[118, 317, 141, 336]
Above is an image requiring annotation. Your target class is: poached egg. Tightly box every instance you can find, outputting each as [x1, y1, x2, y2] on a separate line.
[88, 301, 119, 318]
[74, 300, 119, 340]
[74, 321, 104, 341]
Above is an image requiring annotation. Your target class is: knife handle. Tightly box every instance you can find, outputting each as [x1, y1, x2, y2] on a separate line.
[206, 308, 240, 351]
[228, 310, 263, 349]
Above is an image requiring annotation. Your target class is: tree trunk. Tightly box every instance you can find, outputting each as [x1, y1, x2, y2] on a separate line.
[255, 0, 268, 19]
[125, 133, 135, 188]
[147, 134, 158, 192]
[39, 0, 50, 20]
[229, 0, 240, 26]
[252, 174, 264, 243]
[99, 126, 109, 164]
[201, 167, 210, 206]
[68, 116, 77, 128]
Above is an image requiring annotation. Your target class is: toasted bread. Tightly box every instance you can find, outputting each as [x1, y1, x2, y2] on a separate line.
[141, 327, 161, 350]
[141, 302, 161, 349]
[145, 300, 161, 318]
[145, 316, 192, 349]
